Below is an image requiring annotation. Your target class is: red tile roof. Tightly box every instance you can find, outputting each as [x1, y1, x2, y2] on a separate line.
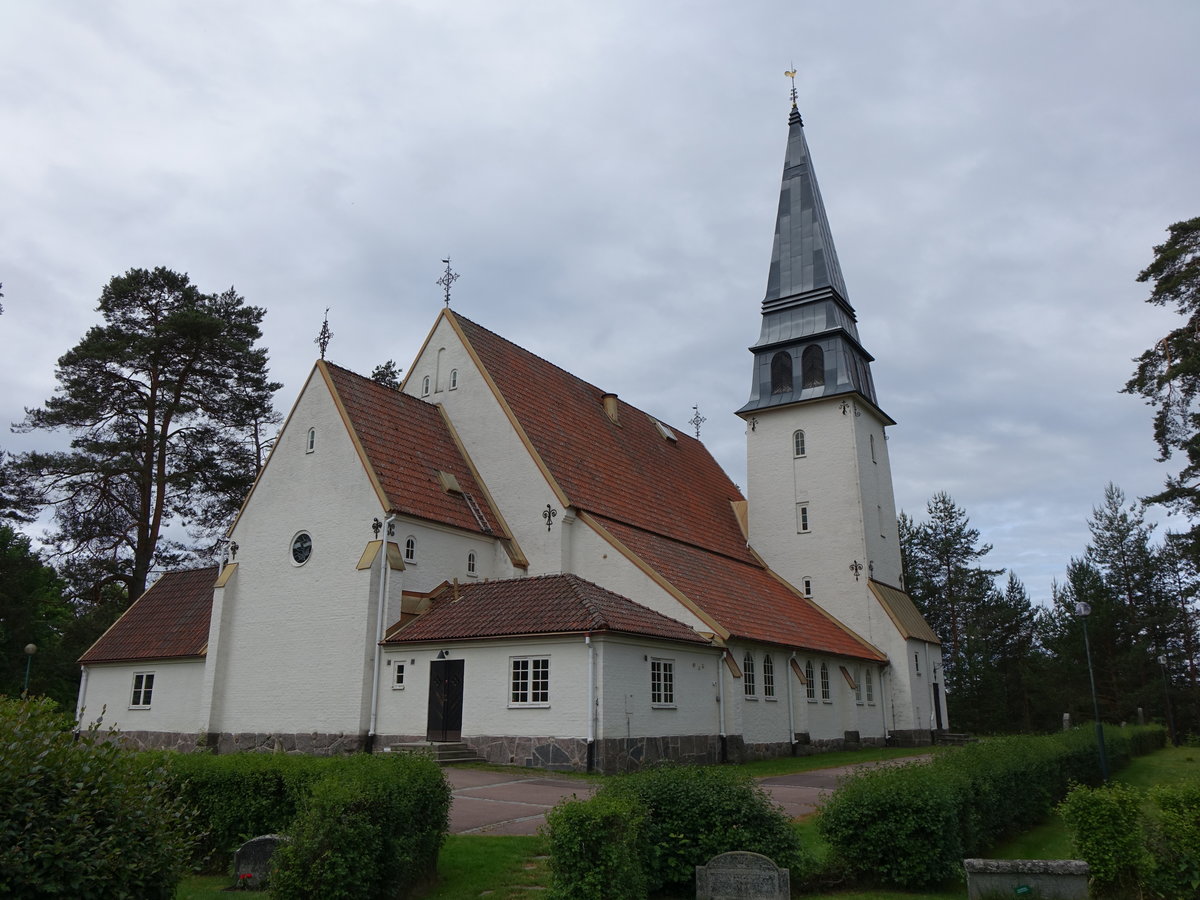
[384, 573, 709, 645]
[79, 568, 214, 664]
[323, 362, 502, 537]
[596, 517, 885, 661]
[454, 314, 750, 561]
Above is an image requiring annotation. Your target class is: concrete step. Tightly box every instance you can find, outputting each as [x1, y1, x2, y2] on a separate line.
[934, 731, 978, 746]
[387, 741, 487, 765]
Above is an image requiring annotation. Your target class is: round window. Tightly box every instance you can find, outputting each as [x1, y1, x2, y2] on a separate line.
[291, 532, 313, 565]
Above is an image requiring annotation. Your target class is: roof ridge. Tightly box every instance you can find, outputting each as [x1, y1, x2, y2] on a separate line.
[589, 512, 759, 569]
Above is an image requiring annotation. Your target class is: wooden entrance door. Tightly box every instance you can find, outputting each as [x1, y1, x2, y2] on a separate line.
[932, 683, 944, 730]
[426, 659, 464, 742]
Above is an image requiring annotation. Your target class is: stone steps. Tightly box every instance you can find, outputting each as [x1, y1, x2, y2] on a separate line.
[386, 741, 486, 765]
[933, 731, 977, 746]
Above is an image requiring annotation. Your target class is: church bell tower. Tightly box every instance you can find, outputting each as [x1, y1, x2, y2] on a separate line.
[737, 93, 904, 656]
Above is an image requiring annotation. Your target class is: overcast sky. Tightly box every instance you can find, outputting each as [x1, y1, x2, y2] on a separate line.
[3, 1, 1199, 605]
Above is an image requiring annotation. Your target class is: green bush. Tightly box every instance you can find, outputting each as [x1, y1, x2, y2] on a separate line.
[599, 764, 811, 895]
[1144, 780, 1200, 899]
[817, 726, 1165, 890]
[1059, 781, 1147, 897]
[152, 749, 333, 871]
[269, 753, 451, 900]
[544, 793, 647, 900]
[0, 696, 195, 899]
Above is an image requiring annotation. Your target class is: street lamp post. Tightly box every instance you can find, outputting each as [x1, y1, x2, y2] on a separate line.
[1157, 655, 1178, 747]
[23, 643, 37, 695]
[1074, 602, 1109, 782]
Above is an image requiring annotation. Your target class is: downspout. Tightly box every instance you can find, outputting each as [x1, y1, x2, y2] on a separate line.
[367, 513, 397, 750]
[75, 666, 89, 725]
[787, 652, 796, 754]
[717, 649, 727, 763]
[585, 635, 595, 772]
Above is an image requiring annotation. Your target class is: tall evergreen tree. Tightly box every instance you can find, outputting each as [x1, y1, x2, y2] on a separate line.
[900, 492, 1003, 696]
[1124, 216, 1200, 553]
[0, 525, 70, 702]
[956, 572, 1038, 733]
[13, 267, 280, 603]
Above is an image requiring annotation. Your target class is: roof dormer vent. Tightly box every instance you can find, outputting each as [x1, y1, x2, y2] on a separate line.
[438, 471, 463, 494]
[601, 392, 619, 425]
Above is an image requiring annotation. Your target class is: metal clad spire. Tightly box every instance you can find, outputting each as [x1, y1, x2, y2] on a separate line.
[763, 74, 848, 306]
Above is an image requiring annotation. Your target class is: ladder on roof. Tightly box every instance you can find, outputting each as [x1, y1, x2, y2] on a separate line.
[462, 492, 493, 534]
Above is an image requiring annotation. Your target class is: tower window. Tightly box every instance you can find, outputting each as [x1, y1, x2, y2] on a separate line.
[306, 428, 316, 453]
[404, 536, 417, 563]
[743, 652, 756, 696]
[421, 376, 431, 397]
[793, 430, 806, 457]
[802, 577, 813, 598]
[449, 368, 458, 390]
[797, 503, 810, 533]
[770, 351, 793, 395]
[802, 345, 825, 388]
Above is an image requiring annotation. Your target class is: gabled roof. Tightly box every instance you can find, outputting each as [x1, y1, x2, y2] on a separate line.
[322, 361, 503, 538]
[450, 312, 884, 663]
[596, 516, 885, 661]
[869, 580, 941, 645]
[79, 568, 214, 664]
[383, 573, 708, 645]
[453, 313, 749, 561]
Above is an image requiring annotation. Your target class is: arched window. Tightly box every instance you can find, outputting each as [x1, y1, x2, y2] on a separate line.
[467, 550, 476, 576]
[449, 368, 458, 390]
[801, 345, 825, 388]
[865, 668, 874, 703]
[820, 662, 831, 701]
[770, 351, 793, 394]
[404, 536, 416, 563]
[306, 428, 316, 453]
[802, 577, 813, 598]
[762, 654, 775, 698]
[743, 652, 756, 696]
[793, 429, 806, 457]
[854, 667, 863, 704]
[805, 660, 816, 701]
[421, 375, 431, 397]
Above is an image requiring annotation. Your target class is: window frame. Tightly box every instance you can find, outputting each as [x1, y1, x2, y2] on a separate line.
[793, 429, 806, 458]
[306, 427, 316, 453]
[743, 651, 756, 697]
[865, 667, 874, 704]
[466, 550, 477, 576]
[805, 660, 816, 702]
[392, 661, 406, 690]
[797, 503, 810, 533]
[404, 536, 417, 564]
[802, 344, 825, 388]
[820, 662, 831, 702]
[421, 375, 431, 397]
[130, 671, 155, 709]
[650, 657, 675, 707]
[291, 531, 313, 566]
[763, 653, 776, 699]
[770, 351, 793, 395]
[509, 656, 550, 707]
[449, 368, 458, 390]
[854, 667, 864, 705]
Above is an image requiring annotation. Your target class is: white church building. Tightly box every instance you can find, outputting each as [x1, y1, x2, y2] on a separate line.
[75, 99, 947, 772]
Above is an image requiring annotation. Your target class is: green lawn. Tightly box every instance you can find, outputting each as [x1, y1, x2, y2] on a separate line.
[177, 743, 1199, 899]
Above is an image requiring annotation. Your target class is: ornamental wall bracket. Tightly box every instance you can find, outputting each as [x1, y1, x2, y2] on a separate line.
[542, 504, 558, 532]
[849, 560, 864, 581]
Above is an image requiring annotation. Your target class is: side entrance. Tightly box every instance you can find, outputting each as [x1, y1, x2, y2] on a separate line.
[426, 659, 465, 741]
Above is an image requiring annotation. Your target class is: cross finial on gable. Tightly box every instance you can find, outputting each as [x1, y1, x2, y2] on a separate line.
[437, 258, 460, 307]
[315, 307, 333, 359]
[689, 404, 707, 439]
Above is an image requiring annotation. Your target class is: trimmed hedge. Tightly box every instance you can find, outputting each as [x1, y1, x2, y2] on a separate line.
[544, 793, 647, 900]
[0, 697, 195, 899]
[149, 749, 334, 871]
[269, 753, 451, 900]
[544, 763, 811, 897]
[817, 725, 1166, 890]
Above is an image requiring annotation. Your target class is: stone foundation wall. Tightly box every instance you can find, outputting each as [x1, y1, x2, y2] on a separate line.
[108, 730, 208, 753]
[887, 728, 934, 747]
[211, 731, 365, 755]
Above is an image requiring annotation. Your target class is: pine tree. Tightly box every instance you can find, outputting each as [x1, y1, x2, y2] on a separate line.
[13, 267, 280, 603]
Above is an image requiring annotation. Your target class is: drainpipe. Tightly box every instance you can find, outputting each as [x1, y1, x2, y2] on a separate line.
[75, 666, 89, 726]
[367, 513, 397, 750]
[585, 635, 595, 772]
[717, 649, 727, 763]
[787, 652, 796, 753]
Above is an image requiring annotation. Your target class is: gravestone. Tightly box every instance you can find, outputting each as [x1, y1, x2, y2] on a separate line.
[233, 834, 288, 890]
[1062, 712, 1071, 731]
[695, 850, 789, 900]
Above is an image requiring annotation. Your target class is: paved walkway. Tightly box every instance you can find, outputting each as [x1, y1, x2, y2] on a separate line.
[445, 755, 928, 835]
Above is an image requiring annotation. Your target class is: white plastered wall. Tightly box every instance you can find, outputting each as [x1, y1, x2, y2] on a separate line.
[593, 637, 721, 740]
[78, 659, 206, 734]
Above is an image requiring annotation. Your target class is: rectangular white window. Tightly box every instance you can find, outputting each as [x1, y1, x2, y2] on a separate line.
[763, 654, 775, 698]
[820, 663, 831, 702]
[130, 672, 155, 708]
[392, 662, 405, 690]
[510, 657, 550, 706]
[797, 503, 810, 533]
[650, 658, 675, 706]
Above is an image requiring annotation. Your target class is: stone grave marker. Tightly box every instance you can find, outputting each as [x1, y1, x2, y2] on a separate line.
[233, 834, 288, 890]
[695, 850, 789, 900]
